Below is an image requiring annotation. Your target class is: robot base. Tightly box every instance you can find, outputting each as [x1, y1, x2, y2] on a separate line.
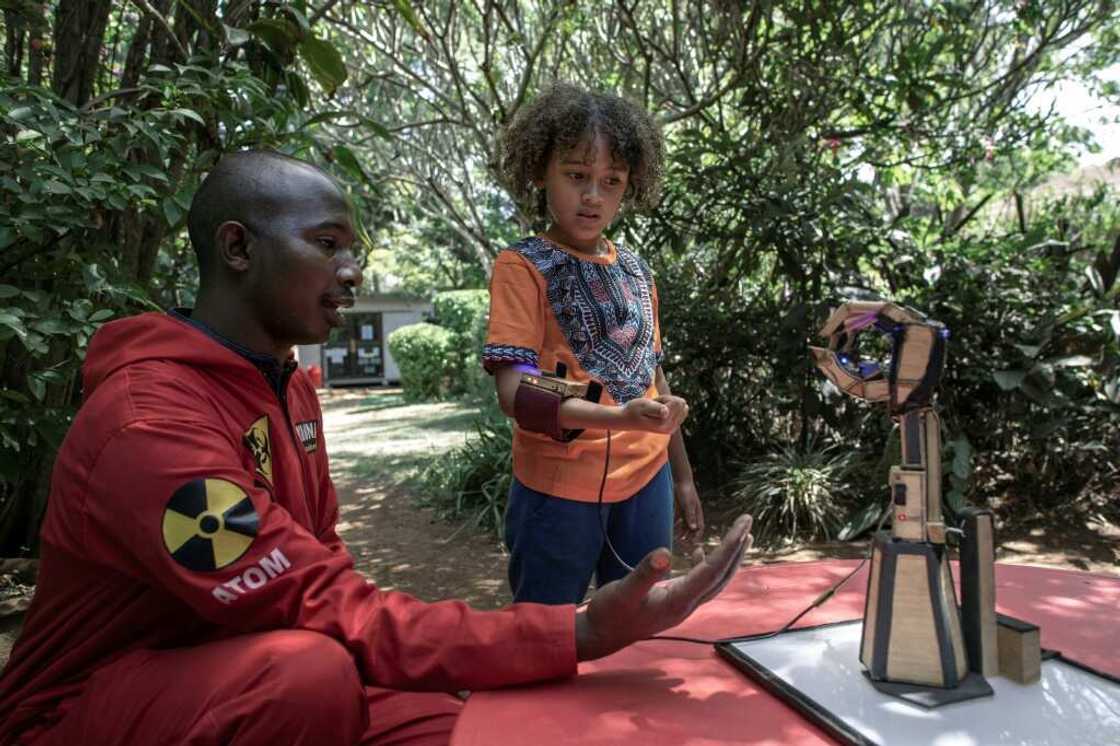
[860, 532, 970, 690]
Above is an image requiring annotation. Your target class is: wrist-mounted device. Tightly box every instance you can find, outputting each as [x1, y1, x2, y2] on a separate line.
[514, 362, 602, 442]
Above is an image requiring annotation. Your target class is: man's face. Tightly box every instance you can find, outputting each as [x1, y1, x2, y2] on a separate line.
[536, 134, 629, 252]
[244, 167, 362, 348]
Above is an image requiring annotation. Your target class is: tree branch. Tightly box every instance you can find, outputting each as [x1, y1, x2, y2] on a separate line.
[128, 0, 188, 60]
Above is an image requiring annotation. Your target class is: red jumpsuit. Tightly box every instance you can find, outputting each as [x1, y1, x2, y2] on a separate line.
[0, 312, 575, 745]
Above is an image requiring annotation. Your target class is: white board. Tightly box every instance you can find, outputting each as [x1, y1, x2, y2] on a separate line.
[726, 622, 1120, 746]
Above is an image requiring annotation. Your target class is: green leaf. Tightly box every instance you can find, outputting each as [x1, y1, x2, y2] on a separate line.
[1014, 343, 1041, 358]
[837, 499, 883, 541]
[361, 118, 392, 140]
[171, 108, 206, 126]
[31, 319, 69, 335]
[173, 187, 194, 211]
[224, 23, 251, 47]
[391, 0, 431, 42]
[89, 309, 114, 322]
[27, 375, 45, 402]
[249, 18, 300, 53]
[1086, 265, 1104, 296]
[332, 145, 369, 185]
[0, 285, 18, 299]
[283, 6, 312, 35]
[15, 129, 42, 143]
[7, 106, 33, 121]
[287, 72, 311, 108]
[162, 197, 184, 227]
[133, 163, 170, 183]
[950, 439, 972, 481]
[0, 389, 30, 404]
[0, 312, 27, 340]
[67, 301, 91, 322]
[992, 370, 1025, 390]
[82, 263, 106, 292]
[944, 488, 965, 515]
[301, 109, 358, 128]
[1049, 355, 1094, 368]
[298, 36, 348, 95]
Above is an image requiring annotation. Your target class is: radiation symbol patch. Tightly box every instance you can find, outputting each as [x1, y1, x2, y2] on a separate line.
[162, 478, 259, 572]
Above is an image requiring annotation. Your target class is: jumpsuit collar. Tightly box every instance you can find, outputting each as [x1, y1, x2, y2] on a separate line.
[169, 308, 296, 400]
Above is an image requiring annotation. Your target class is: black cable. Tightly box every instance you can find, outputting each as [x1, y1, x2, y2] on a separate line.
[643, 491, 894, 647]
[587, 425, 895, 650]
[642, 558, 868, 646]
[598, 430, 636, 574]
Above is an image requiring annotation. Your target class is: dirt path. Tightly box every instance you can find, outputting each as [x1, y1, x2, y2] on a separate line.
[323, 388, 514, 609]
[324, 388, 1118, 612]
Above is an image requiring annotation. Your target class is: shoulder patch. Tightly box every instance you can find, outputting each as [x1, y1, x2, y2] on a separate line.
[243, 415, 273, 483]
[295, 419, 318, 453]
[162, 478, 259, 572]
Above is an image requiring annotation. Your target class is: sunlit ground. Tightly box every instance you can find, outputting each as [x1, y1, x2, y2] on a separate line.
[320, 387, 511, 607]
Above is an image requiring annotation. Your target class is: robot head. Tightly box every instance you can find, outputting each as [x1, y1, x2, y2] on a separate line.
[809, 301, 948, 413]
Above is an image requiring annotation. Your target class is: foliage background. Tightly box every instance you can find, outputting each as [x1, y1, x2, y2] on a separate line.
[1, 0, 1118, 552]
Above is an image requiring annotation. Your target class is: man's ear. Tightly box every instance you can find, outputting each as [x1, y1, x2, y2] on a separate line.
[215, 221, 252, 272]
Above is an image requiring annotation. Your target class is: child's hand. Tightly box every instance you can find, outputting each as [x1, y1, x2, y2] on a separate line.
[654, 395, 690, 430]
[620, 398, 675, 433]
[619, 396, 687, 434]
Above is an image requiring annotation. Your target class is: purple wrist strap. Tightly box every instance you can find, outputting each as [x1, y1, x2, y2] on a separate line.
[510, 363, 541, 375]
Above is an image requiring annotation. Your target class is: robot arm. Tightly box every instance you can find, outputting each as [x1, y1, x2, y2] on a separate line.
[809, 301, 948, 414]
[809, 301, 950, 544]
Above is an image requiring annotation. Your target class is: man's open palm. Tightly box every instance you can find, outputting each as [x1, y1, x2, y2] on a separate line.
[575, 514, 753, 661]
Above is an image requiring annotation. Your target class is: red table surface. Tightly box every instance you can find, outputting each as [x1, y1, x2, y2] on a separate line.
[451, 560, 1120, 746]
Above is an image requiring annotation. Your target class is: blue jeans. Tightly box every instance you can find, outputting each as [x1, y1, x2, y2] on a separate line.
[503, 462, 674, 604]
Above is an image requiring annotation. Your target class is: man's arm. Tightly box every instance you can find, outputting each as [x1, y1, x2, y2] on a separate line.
[82, 417, 575, 693]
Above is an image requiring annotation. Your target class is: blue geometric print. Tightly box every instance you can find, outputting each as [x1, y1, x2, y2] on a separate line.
[482, 343, 539, 372]
[512, 237, 659, 404]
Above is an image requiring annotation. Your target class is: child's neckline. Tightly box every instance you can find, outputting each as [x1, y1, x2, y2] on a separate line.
[536, 234, 617, 265]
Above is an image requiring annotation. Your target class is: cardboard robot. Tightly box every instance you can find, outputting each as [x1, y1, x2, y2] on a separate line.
[811, 301, 1038, 700]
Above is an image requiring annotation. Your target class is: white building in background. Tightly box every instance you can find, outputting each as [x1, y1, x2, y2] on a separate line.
[295, 293, 431, 386]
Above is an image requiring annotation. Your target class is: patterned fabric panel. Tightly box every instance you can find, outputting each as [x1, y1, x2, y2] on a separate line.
[513, 237, 658, 404]
[482, 343, 539, 372]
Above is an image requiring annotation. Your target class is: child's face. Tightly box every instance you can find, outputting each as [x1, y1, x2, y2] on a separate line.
[535, 135, 629, 253]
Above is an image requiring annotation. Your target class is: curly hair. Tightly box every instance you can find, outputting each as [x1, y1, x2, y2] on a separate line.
[497, 82, 665, 219]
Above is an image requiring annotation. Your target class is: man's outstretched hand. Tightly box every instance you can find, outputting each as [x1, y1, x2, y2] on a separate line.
[574, 514, 753, 661]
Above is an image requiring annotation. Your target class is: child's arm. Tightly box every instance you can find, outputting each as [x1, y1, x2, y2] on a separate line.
[655, 366, 705, 547]
[493, 366, 684, 435]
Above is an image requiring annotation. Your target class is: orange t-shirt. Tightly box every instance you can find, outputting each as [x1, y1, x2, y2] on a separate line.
[483, 236, 669, 502]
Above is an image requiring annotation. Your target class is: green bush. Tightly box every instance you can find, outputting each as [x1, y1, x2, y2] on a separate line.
[729, 439, 857, 547]
[387, 323, 454, 401]
[421, 402, 512, 536]
[431, 290, 490, 397]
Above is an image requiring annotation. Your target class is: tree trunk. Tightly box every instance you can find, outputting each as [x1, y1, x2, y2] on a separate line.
[5, 9, 24, 78]
[146, 0, 176, 67]
[121, 8, 155, 89]
[51, 0, 112, 106]
[27, 4, 47, 87]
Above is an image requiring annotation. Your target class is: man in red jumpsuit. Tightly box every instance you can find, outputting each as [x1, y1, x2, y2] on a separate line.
[0, 151, 752, 746]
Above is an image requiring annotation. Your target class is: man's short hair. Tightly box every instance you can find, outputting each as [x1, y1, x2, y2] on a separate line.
[186, 150, 326, 276]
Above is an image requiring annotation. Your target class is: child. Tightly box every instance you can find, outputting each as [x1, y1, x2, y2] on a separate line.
[483, 82, 704, 604]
